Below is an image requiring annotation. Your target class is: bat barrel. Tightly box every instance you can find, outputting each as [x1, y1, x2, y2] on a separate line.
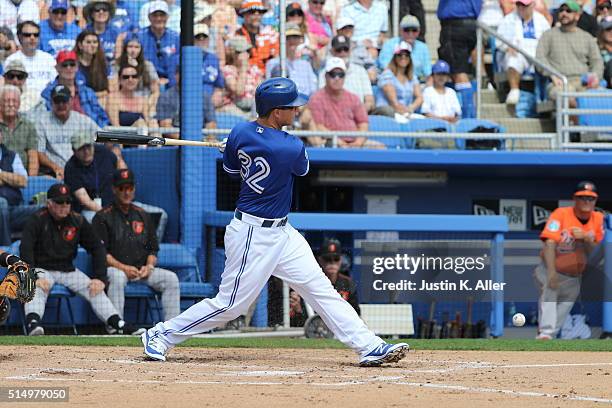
[96, 131, 164, 146]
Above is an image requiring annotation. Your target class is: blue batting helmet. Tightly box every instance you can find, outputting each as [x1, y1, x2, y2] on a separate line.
[255, 77, 308, 116]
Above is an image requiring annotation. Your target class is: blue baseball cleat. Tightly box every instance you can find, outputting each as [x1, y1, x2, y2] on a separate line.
[141, 329, 168, 362]
[359, 342, 409, 367]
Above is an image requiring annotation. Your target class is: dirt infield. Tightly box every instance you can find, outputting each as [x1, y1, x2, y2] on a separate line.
[1, 345, 611, 407]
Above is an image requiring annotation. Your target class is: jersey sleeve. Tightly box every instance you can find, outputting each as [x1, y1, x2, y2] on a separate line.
[540, 208, 564, 243]
[222, 131, 241, 177]
[594, 212, 605, 243]
[291, 143, 309, 177]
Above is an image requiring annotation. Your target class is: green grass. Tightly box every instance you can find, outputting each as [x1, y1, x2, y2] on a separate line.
[0, 336, 611, 352]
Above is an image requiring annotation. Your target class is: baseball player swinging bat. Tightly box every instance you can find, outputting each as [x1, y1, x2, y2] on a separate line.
[140, 77, 409, 367]
[96, 131, 223, 148]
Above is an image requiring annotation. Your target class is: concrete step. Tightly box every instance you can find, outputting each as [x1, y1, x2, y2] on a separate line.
[496, 118, 557, 150]
[481, 103, 515, 119]
[481, 89, 500, 104]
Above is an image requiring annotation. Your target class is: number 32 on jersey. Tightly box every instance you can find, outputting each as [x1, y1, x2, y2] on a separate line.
[237, 149, 270, 194]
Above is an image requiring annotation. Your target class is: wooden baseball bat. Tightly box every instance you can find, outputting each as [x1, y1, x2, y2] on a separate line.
[96, 131, 223, 148]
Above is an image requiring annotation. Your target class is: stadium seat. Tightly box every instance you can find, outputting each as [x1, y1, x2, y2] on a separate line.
[576, 90, 612, 140]
[125, 282, 162, 324]
[157, 244, 201, 282]
[367, 115, 412, 149]
[401, 118, 454, 149]
[22, 176, 57, 205]
[216, 113, 247, 131]
[455, 119, 506, 150]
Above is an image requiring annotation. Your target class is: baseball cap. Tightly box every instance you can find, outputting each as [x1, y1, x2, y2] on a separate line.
[194, 23, 209, 37]
[227, 36, 252, 53]
[71, 133, 94, 150]
[148, 0, 169, 15]
[574, 181, 598, 198]
[319, 238, 342, 258]
[4, 60, 27, 75]
[49, 0, 69, 12]
[400, 15, 420, 29]
[432, 59, 451, 74]
[560, 0, 581, 12]
[285, 22, 302, 37]
[514, 0, 535, 5]
[56, 50, 77, 65]
[393, 41, 412, 55]
[286, 2, 303, 14]
[324, 56, 346, 73]
[51, 84, 71, 102]
[335, 16, 354, 30]
[113, 168, 135, 187]
[331, 35, 350, 51]
[47, 183, 72, 202]
[238, 0, 267, 15]
[601, 16, 612, 30]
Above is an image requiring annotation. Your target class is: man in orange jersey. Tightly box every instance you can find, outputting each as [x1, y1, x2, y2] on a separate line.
[534, 181, 604, 339]
[235, 0, 279, 72]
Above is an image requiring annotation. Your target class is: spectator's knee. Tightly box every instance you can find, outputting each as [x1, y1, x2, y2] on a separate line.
[108, 268, 128, 287]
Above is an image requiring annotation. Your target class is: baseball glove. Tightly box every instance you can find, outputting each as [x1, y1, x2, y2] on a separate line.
[0, 261, 38, 303]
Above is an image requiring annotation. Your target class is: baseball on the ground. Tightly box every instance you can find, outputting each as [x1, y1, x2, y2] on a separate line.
[512, 313, 526, 327]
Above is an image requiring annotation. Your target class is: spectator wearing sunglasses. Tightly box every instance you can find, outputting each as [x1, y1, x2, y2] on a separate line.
[235, 0, 279, 72]
[107, 64, 154, 127]
[138, 0, 181, 33]
[3, 21, 56, 95]
[34, 84, 99, 179]
[41, 50, 110, 127]
[597, 0, 611, 22]
[138, 0, 180, 88]
[1, 59, 43, 114]
[552, 0, 599, 37]
[289, 238, 360, 326]
[83, 0, 122, 64]
[305, 0, 332, 53]
[374, 41, 423, 118]
[0, 84, 40, 176]
[317, 35, 375, 113]
[536, 0, 603, 106]
[534, 181, 604, 340]
[378, 15, 432, 84]
[40, 0, 82, 57]
[335, 16, 378, 83]
[339, 0, 388, 49]
[0, 0, 39, 38]
[308, 57, 384, 148]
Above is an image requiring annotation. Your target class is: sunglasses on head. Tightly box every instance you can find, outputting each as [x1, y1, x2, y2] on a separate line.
[52, 8, 68, 15]
[402, 27, 419, 33]
[61, 61, 77, 68]
[121, 74, 138, 80]
[5, 72, 27, 80]
[20, 31, 40, 38]
[576, 196, 596, 202]
[327, 71, 345, 79]
[322, 255, 341, 263]
[53, 199, 71, 205]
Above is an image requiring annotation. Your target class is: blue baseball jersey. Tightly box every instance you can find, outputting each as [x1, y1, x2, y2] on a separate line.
[39, 19, 81, 57]
[223, 121, 309, 219]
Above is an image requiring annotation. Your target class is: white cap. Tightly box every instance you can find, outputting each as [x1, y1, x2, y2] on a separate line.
[194, 2, 216, 22]
[148, 0, 169, 15]
[194, 23, 209, 37]
[324, 56, 347, 73]
[335, 16, 354, 30]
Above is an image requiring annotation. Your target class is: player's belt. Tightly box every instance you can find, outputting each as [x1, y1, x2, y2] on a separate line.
[235, 209, 288, 228]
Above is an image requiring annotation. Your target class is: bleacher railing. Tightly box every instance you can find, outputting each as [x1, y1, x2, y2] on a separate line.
[559, 91, 612, 150]
[475, 21, 569, 150]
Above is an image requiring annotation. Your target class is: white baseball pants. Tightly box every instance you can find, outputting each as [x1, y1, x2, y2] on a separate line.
[151, 216, 384, 356]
